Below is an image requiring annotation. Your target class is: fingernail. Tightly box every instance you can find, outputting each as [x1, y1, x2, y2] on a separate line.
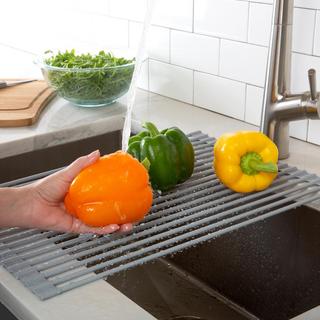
[109, 224, 120, 232]
[121, 224, 132, 232]
[87, 150, 100, 161]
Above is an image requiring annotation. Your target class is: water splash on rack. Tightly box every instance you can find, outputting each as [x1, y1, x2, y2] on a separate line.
[121, 0, 156, 152]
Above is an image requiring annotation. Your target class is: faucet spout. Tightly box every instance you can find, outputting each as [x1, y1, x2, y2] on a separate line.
[260, 0, 320, 159]
[268, 94, 320, 157]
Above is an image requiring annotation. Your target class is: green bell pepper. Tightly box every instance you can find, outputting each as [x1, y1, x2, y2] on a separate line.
[127, 122, 195, 191]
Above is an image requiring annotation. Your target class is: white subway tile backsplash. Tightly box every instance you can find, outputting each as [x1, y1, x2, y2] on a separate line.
[72, 0, 109, 15]
[295, 0, 320, 10]
[289, 120, 308, 141]
[129, 21, 143, 52]
[109, 0, 147, 22]
[3, 0, 320, 148]
[308, 119, 320, 145]
[152, 0, 193, 32]
[148, 26, 170, 62]
[0, 45, 41, 78]
[0, 3, 123, 53]
[48, 0, 109, 14]
[149, 60, 193, 104]
[0, 2, 54, 53]
[13, 14, 128, 54]
[129, 23, 170, 62]
[250, 0, 273, 3]
[66, 15, 129, 51]
[220, 40, 268, 86]
[194, 72, 246, 120]
[292, 8, 315, 54]
[245, 85, 264, 126]
[194, 0, 249, 41]
[314, 11, 320, 56]
[171, 31, 219, 74]
[71, 15, 129, 49]
[248, 3, 273, 46]
[138, 60, 149, 91]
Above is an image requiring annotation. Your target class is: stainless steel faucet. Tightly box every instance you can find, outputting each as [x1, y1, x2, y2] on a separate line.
[261, 0, 320, 159]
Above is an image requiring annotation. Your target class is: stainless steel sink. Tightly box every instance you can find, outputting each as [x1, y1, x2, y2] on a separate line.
[107, 258, 253, 320]
[0, 130, 122, 183]
[1, 131, 320, 320]
[107, 205, 320, 320]
[0, 302, 17, 320]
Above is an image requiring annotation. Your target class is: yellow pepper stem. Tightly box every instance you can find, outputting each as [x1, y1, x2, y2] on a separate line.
[240, 152, 278, 175]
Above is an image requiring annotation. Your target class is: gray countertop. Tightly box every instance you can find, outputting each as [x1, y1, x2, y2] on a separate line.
[1, 89, 320, 320]
[0, 96, 127, 159]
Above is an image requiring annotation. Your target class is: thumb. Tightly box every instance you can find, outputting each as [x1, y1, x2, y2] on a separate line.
[57, 150, 100, 184]
[33, 150, 101, 204]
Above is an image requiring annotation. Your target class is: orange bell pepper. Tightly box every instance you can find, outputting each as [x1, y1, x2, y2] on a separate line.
[64, 151, 153, 227]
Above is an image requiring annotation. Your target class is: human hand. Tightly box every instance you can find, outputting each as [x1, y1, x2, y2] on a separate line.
[0, 150, 133, 235]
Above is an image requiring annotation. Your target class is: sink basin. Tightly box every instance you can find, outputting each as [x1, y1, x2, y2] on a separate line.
[107, 204, 320, 320]
[1, 131, 320, 320]
[0, 130, 122, 183]
[0, 302, 17, 320]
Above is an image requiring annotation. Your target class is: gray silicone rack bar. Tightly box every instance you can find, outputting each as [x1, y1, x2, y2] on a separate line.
[1, 131, 320, 300]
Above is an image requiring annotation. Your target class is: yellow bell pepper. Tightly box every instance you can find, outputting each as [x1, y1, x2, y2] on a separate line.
[213, 131, 278, 193]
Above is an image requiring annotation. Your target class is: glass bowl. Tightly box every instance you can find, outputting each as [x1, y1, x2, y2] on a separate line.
[35, 50, 135, 107]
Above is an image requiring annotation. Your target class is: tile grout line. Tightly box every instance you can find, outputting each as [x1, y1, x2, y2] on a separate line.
[0, 43, 36, 56]
[192, 70, 195, 105]
[127, 20, 130, 48]
[244, 84, 248, 122]
[192, 0, 195, 33]
[106, 16, 271, 49]
[292, 50, 320, 58]
[246, 2, 251, 43]
[169, 29, 172, 64]
[306, 119, 310, 143]
[146, 58, 150, 92]
[149, 57, 265, 88]
[217, 38, 221, 76]
[311, 10, 318, 56]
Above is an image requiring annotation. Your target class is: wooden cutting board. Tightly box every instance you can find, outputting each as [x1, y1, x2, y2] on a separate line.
[0, 79, 56, 127]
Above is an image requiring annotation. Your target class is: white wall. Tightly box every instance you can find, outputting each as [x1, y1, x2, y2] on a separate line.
[1, 0, 320, 145]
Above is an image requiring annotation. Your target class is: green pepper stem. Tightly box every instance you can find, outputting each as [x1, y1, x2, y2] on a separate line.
[249, 159, 278, 173]
[240, 152, 278, 175]
[141, 157, 151, 171]
[143, 122, 160, 137]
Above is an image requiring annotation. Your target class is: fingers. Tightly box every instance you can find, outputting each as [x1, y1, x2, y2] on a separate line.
[70, 221, 133, 235]
[32, 150, 101, 204]
[57, 150, 100, 184]
[74, 222, 120, 235]
[34, 213, 133, 235]
[67, 217, 133, 235]
[119, 223, 133, 233]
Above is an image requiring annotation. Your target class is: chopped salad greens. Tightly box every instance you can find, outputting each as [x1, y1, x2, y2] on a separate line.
[43, 49, 135, 105]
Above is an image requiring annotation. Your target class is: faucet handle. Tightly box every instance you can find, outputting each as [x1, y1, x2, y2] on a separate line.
[308, 69, 317, 101]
